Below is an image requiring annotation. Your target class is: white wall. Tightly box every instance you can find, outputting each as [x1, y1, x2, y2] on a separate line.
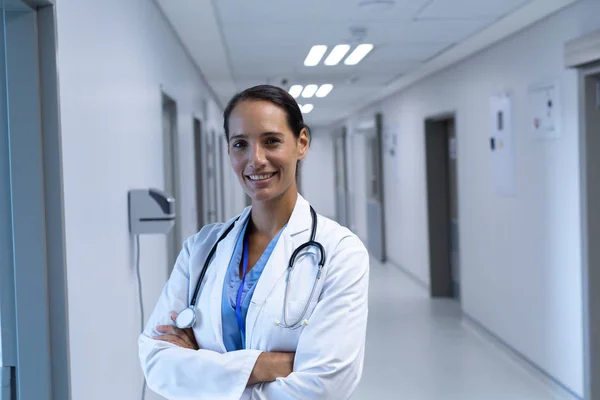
[54, 1, 241, 399]
[300, 130, 337, 220]
[335, 0, 600, 396]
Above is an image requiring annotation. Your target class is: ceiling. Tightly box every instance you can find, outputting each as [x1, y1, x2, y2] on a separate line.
[156, 0, 579, 128]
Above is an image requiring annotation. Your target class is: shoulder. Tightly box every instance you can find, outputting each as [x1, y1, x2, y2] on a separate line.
[186, 222, 225, 248]
[184, 212, 245, 251]
[315, 214, 368, 262]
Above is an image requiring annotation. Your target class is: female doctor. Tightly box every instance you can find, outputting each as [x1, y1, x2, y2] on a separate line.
[138, 85, 370, 400]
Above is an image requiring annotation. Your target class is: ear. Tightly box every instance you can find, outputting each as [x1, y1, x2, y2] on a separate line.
[296, 128, 309, 161]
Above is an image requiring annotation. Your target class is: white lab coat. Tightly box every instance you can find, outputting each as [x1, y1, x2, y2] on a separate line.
[138, 194, 369, 400]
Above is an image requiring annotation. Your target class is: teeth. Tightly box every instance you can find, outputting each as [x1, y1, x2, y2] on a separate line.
[249, 173, 274, 181]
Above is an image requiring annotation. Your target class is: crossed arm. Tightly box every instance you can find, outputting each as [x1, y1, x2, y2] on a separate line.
[153, 312, 295, 387]
[139, 234, 369, 400]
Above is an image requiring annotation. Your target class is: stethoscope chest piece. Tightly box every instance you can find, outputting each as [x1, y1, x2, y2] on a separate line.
[175, 307, 196, 329]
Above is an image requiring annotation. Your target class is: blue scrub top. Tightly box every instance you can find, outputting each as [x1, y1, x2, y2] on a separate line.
[221, 218, 285, 351]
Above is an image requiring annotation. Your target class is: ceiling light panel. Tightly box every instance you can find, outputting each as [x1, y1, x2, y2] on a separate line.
[325, 44, 351, 66]
[344, 44, 374, 65]
[304, 45, 328, 67]
[289, 85, 303, 98]
[302, 84, 318, 98]
[301, 104, 314, 114]
[316, 84, 333, 98]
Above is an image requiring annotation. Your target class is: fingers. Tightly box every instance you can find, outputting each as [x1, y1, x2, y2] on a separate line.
[169, 312, 196, 343]
[152, 334, 189, 349]
[154, 312, 199, 350]
[153, 332, 197, 350]
[156, 325, 188, 344]
[155, 325, 197, 349]
[156, 324, 183, 336]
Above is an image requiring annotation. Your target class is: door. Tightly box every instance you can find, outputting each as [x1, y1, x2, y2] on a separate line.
[162, 94, 180, 270]
[0, 7, 16, 397]
[334, 128, 349, 227]
[206, 130, 218, 224]
[0, 1, 68, 399]
[218, 134, 226, 221]
[349, 132, 368, 241]
[581, 67, 600, 400]
[193, 118, 205, 231]
[447, 119, 460, 299]
[425, 115, 460, 299]
[364, 114, 386, 263]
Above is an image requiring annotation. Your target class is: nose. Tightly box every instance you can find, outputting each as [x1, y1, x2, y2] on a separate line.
[249, 142, 267, 168]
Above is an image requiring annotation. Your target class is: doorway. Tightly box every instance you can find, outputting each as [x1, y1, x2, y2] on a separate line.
[162, 94, 180, 270]
[193, 118, 204, 231]
[217, 134, 226, 221]
[364, 113, 386, 263]
[425, 115, 460, 299]
[206, 129, 218, 223]
[334, 127, 350, 228]
[579, 65, 600, 400]
[0, 1, 69, 399]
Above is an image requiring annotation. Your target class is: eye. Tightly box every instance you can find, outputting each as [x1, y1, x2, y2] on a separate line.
[232, 141, 247, 148]
[265, 138, 281, 145]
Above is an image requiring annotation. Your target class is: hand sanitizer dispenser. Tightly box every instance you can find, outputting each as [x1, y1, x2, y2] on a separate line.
[128, 188, 176, 234]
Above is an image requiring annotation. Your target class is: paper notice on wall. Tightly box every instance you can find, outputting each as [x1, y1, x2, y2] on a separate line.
[490, 94, 516, 197]
[529, 79, 561, 140]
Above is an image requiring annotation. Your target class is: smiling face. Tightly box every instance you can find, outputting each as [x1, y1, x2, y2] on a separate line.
[227, 100, 309, 203]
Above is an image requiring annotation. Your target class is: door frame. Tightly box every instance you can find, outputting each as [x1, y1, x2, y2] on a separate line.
[424, 112, 458, 298]
[576, 62, 600, 400]
[566, 28, 600, 400]
[217, 132, 227, 221]
[2, 1, 70, 399]
[360, 113, 387, 262]
[192, 117, 205, 231]
[333, 127, 350, 227]
[161, 92, 181, 270]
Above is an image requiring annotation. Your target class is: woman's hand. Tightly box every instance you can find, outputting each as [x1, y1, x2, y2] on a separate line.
[248, 352, 295, 386]
[153, 312, 199, 350]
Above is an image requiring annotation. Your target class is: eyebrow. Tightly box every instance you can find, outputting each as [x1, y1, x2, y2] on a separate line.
[229, 131, 285, 141]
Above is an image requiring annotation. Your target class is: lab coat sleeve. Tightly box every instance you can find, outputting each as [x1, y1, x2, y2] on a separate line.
[251, 234, 370, 400]
[138, 232, 262, 400]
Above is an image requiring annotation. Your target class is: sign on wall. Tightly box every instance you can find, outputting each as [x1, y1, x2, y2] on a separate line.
[528, 79, 561, 140]
[490, 93, 516, 197]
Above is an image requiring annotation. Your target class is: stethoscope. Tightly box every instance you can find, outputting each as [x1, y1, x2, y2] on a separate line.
[175, 206, 326, 331]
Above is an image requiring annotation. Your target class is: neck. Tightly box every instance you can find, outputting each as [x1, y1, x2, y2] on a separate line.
[249, 185, 298, 238]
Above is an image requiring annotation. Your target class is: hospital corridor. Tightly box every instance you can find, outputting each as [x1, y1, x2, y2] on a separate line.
[1, 0, 600, 399]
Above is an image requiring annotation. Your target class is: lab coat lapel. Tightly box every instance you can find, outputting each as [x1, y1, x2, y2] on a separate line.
[246, 194, 313, 344]
[208, 207, 251, 351]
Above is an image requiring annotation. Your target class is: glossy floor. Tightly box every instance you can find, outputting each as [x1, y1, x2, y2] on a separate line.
[352, 261, 576, 400]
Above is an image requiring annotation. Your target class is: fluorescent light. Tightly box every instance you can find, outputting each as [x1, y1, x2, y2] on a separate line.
[301, 84, 318, 98]
[304, 45, 328, 67]
[344, 44, 374, 65]
[325, 44, 351, 66]
[289, 85, 303, 98]
[316, 84, 333, 98]
[301, 104, 314, 114]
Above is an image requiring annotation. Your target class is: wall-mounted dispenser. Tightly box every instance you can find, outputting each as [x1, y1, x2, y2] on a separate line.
[128, 188, 176, 235]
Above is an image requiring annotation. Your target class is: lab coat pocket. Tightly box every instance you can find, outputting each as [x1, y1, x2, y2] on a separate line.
[257, 299, 317, 352]
[281, 300, 318, 329]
